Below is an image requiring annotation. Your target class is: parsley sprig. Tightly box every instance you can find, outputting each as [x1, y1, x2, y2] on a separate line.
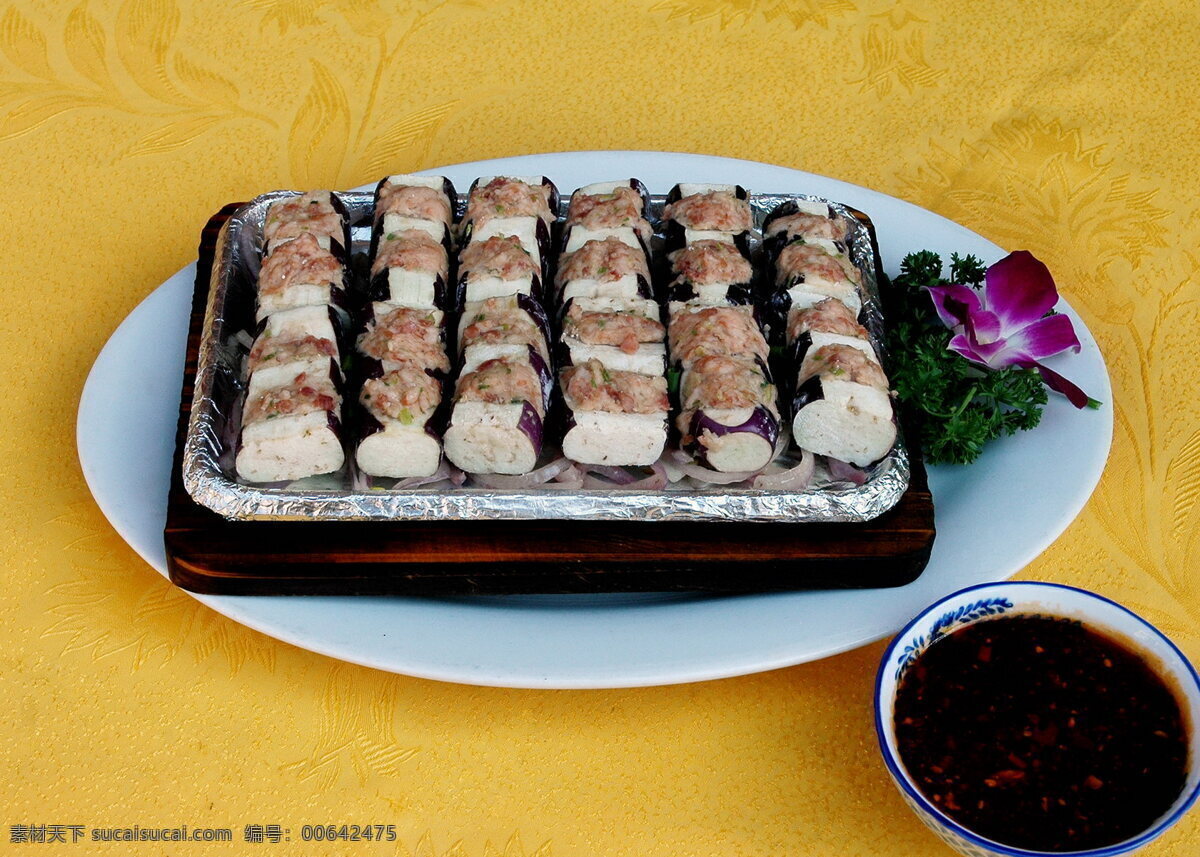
[886, 251, 1047, 465]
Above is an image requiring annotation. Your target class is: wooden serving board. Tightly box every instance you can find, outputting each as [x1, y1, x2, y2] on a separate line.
[164, 205, 934, 596]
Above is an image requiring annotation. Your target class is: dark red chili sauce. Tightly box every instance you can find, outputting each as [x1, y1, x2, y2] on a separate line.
[894, 615, 1188, 852]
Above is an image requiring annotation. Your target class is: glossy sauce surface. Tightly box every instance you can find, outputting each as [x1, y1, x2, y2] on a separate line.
[894, 615, 1188, 852]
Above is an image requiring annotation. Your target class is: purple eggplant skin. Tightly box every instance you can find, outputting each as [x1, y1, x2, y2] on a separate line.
[327, 192, 353, 259]
[790, 375, 825, 417]
[517, 400, 545, 455]
[682, 405, 780, 468]
[526, 346, 555, 412]
[661, 221, 751, 258]
[666, 277, 755, 307]
[664, 183, 748, 206]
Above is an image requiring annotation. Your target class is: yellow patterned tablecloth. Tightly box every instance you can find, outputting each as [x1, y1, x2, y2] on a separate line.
[3, 1, 1197, 854]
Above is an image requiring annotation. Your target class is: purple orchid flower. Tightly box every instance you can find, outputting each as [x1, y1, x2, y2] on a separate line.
[926, 251, 1091, 408]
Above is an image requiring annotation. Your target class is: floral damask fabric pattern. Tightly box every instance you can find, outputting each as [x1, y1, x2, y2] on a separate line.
[2, 0, 1198, 855]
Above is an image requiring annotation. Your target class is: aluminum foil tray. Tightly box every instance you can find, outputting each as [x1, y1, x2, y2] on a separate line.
[182, 187, 910, 522]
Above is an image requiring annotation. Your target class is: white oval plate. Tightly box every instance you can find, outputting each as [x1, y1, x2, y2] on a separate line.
[77, 152, 1112, 689]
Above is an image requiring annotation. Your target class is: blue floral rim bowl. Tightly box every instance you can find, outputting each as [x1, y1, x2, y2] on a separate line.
[874, 581, 1200, 857]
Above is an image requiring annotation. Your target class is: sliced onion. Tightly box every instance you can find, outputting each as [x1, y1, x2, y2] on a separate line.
[469, 456, 573, 489]
[448, 464, 467, 487]
[669, 449, 758, 485]
[392, 459, 453, 489]
[751, 450, 815, 490]
[541, 464, 585, 490]
[582, 464, 640, 485]
[825, 456, 868, 485]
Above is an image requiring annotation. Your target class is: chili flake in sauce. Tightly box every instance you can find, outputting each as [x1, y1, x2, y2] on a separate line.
[894, 615, 1187, 852]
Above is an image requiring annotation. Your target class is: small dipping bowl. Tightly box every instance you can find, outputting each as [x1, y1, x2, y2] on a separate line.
[874, 581, 1200, 857]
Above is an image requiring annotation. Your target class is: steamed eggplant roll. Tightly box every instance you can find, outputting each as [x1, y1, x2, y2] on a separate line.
[791, 342, 895, 467]
[554, 236, 654, 303]
[769, 236, 864, 318]
[262, 190, 349, 255]
[443, 353, 553, 475]
[661, 184, 753, 253]
[562, 181, 652, 255]
[456, 234, 542, 305]
[667, 305, 779, 472]
[353, 304, 450, 479]
[786, 297, 873, 367]
[460, 176, 557, 272]
[666, 239, 754, 307]
[372, 174, 455, 242]
[236, 310, 345, 484]
[457, 294, 552, 377]
[559, 297, 666, 375]
[560, 359, 669, 466]
[368, 229, 451, 308]
[255, 232, 347, 321]
[676, 355, 779, 473]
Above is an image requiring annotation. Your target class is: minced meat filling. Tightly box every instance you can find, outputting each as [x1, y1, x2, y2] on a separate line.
[258, 233, 341, 295]
[244, 371, 339, 424]
[680, 355, 774, 412]
[766, 212, 848, 242]
[361, 363, 441, 424]
[776, 241, 861, 287]
[563, 303, 664, 354]
[670, 240, 752, 286]
[455, 357, 545, 415]
[460, 299, 547, 357]
[371, 230, 448, 278]
[566, 188, 651, 239]
[788, 298, 868, 342]
[249, 334, 336, 372]
[801, 344, 887, 389]
[668, 307, 768, 366]
[561, 360, 668, 415]
[264, 191, 342, 246]
[555, 237, 650, 287]
[358, 307, 449, 373]
[663, 191, 751, 232]
[465, 177, 552, 228]
[376, 183, 451, 226]
[459, 235, 538, 282]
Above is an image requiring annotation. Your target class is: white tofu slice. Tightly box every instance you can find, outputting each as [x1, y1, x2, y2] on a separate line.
[794, 330, 878, 365]
[560, 274, 645, 302]
[685, 407, 776, 473]
[236, 409, 343, 483]
[443, 402, 540, 475]
[676, 183, 742, 197]
[377, 267, 440, 309]
[472, 216, 543, 269]
[563, 224, 643, 255]
[380, 174, 448, 192]
[562, 340, 666, 376]
[562, 411, 667, 467]
[355, 424, 441, 479]
[792, 380, 895, 467]
[575, 180, 641, 199]
[785, 283, 863, 319]
[379, 214, 446, 241]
